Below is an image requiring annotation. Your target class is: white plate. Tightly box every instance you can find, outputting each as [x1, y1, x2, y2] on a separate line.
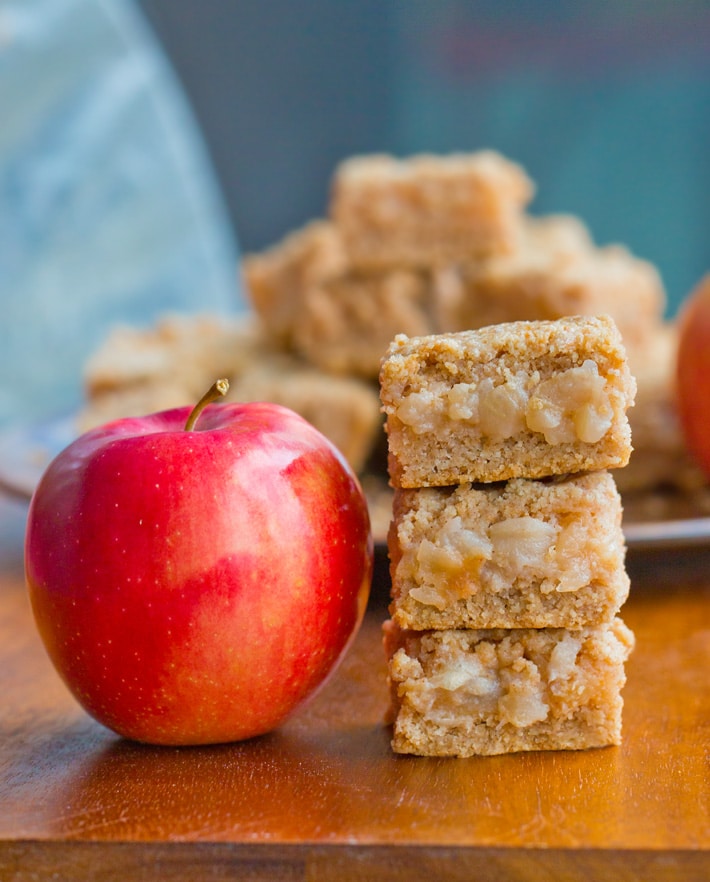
[0, 416, 78, 502]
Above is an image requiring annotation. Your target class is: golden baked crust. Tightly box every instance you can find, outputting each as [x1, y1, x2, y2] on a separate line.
[331, 151, 534, 270]
[384, 617, 635, 756]
[388, 471, 628, 630]
[380, 315, 636, 487]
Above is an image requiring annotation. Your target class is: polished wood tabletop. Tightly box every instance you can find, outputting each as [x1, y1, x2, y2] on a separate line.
[1, 494, 709, 881]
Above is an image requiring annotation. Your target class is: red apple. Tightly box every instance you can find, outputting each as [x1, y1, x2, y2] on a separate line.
[25, 381, 373, 745]
[676, 274, 710, 479]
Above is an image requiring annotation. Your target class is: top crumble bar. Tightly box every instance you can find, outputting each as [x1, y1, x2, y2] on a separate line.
[330, 151, 533, 270]
[380, 315, 636, 487]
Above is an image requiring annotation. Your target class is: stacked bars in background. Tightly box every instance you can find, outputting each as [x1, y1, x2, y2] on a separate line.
[246, 152, 665, 382]
[242, 151, 697, 504]
[379, 315, 637, 757]
[81, 151, 707, 521]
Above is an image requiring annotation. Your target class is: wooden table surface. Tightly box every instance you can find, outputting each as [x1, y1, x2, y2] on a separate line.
[1, 494, 709, 882]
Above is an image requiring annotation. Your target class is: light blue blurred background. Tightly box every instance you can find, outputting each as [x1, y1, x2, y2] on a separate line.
[0, 0, 242, 426]
[1, 0, 708, 427]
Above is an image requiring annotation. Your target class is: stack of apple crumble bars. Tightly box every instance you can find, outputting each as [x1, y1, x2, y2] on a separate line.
[380, 315, 637, 756]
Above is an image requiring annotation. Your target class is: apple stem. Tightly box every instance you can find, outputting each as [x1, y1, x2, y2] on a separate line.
[184, 379, 230, 431]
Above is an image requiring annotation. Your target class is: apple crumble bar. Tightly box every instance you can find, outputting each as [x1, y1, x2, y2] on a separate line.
[380, 315, 636, 488]
[331, 151, 534, 270]
[388, 471, 628, 630]
[291, 268, 435, 378]
[244, 221, 440, 379]
[242, 220, 348, 347]
[80, 314, 382, 474]
[433, 214, 666, 350]
[384, 617, 635, 756]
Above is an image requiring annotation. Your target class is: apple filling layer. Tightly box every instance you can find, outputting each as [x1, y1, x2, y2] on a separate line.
[405, 511, 612, 609]
[395, 359, 614, 445]
[388, 472, 628, 630]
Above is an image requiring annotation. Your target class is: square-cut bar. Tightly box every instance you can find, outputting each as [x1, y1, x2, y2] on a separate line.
[380, 315, 636, 488]
[292, 268, 434, 379]
[330, 151, 533, 270]
[243, 220, 439, 380]
[433, 214, 666, 351]
[384, 617, 635, 757]
[388, 471, 628, 630]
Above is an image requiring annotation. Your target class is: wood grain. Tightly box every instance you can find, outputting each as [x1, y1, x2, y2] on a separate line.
[1, 497, 709, 881]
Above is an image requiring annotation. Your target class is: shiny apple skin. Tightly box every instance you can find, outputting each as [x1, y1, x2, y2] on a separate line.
[25, 402, 373, 746]
[676, 274, 710, 479]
